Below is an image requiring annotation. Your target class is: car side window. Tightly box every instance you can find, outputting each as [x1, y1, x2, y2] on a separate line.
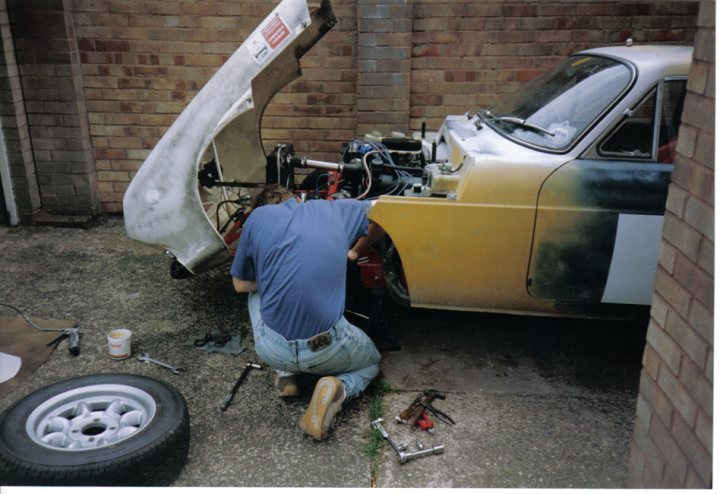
[598, 79, 687, 162]
[657, 80, 686, 163]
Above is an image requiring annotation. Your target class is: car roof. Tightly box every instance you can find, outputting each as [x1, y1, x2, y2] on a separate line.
[578, 44, 692, 78]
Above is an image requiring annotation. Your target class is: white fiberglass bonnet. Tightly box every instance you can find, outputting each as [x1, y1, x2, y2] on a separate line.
[123, 0, 336, 274]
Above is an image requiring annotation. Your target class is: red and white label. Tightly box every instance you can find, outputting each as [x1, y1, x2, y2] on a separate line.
[262, 15, 290, 49]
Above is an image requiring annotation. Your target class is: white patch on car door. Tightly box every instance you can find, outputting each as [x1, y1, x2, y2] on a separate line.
[601, 213, 664, 305]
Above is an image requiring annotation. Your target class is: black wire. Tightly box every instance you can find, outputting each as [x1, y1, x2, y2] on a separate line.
[0, 303, 65, 332]
[450, 162, 464, 173]
[215, 199, 242, 231]
[314, 173, 331, 192]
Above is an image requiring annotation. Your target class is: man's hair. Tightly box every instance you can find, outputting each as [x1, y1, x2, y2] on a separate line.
[251, 184, 294, 209]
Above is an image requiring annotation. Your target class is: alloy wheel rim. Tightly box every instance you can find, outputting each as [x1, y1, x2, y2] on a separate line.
[25, 384, 157, 451]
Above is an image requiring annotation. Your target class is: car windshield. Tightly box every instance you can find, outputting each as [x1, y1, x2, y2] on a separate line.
[484, 55, 633, 151]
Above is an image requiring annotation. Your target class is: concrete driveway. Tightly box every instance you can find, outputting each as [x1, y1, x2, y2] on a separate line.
[0, 217, 646, 487]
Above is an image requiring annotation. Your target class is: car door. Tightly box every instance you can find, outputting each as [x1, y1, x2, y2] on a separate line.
[527, 78, 687, 307]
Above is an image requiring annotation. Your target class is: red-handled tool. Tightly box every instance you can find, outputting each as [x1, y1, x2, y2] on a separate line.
[417, 412, 435, 434]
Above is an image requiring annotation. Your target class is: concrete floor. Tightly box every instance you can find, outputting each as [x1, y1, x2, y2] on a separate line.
[0, 217, 647, 487]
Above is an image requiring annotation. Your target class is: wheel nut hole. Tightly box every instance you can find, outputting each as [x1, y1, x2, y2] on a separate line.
[82, 424, 107, 436]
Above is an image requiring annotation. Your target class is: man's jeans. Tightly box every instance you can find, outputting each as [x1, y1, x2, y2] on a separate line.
[247, 291, 381, 400]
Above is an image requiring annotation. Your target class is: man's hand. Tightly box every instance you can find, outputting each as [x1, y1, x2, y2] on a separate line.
[348, 222, 386, 262]
[232, 277, 258, 293]
[348, 245, 362, 262]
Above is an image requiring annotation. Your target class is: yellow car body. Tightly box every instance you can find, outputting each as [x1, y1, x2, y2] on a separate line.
[123, 0, 691, 319]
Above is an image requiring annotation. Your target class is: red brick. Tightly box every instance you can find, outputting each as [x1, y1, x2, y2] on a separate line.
[662, 467, 685, 488]
[687, 61, 709, 96]
[663, 214, 702, 263]
[93, 148, 126, 160]
[671, 414, 712, 485]
[693, 130, 714, 171]
[688, 300, 713, 344]
[647, 29, 690, 42]
[647, 321, 682, 374]
[665, 308, 708, 369]
[631, 419, 665, 481]
[692, 29, 714, 64]
[672, 254, 714, 311]
[696, 237, 713, 276]
[682, 92, 714, 134]
[657, 364, 698, 426]
[642, 344, 662, 381]
[638, 368, 674, 428]
[648, 414, 689, 484]
[694, 410, 712, 453]
[640, 461, 662, 487]
[675, 125, 697, 161]
[678, 358, 713, 417]
[667, 184, 691, 220]
[656, 241, 677, 276]
[673, 156, 714, 205]
[650, 291, 671, 326]
[684, 196, 713, 239]
[97, 170, 128, 182]
[654, 267, 692, 317]
[685, 466, 710, 489]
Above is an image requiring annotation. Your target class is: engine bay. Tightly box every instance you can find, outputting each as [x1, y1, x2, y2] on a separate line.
[195, 130, 463, 255]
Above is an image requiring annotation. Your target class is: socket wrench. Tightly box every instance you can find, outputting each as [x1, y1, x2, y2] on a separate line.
[221, 362, 263, 411]
[371, 418, 444, 464]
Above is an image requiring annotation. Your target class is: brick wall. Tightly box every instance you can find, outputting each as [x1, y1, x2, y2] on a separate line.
[8, 0, 98, 218]
[627, 1, 713, 488]
[356, 0, 413, 137]
[1, 0, 700, 216]
[410, 1, 699, 130]
[0, 0, 39, 223]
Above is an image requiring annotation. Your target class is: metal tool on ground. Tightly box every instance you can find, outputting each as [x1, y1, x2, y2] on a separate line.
[371, 418, 444, 464]
[417, 411, 435, 434]
[1, 303, 81, 356]
[396, 389, 455, 427]
[137, 353, 185, 374]
[221, 362, 263, 411]
[46, 327, 82, 356]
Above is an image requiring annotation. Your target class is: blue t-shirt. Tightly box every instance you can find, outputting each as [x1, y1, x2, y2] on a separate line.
[230, 198, 370, 340]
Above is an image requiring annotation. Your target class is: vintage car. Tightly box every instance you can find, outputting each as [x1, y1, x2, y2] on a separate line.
[123, 0, 691, 319]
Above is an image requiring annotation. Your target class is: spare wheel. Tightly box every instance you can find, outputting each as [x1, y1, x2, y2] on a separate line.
[0, 373, 189, 486]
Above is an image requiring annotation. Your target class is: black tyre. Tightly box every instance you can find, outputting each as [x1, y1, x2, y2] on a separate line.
[0, 373, 190, 486]
[380, 239, 410, 307]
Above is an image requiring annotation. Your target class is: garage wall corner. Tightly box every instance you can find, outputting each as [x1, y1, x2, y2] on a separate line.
[627, 0, 714, 488]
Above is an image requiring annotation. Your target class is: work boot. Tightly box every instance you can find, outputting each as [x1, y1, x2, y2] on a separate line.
[298, 376, 345, 441]
[274, 371, 300, 397]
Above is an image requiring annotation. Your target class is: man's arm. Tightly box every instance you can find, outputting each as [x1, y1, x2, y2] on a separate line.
[232, 277, 258, 293]
[348, 222, 386, 261]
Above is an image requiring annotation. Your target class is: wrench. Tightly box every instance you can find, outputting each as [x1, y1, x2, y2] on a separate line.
[137, 353, 184, 374]
[372, 418, 444, 464]
[221, 362, 263, 411]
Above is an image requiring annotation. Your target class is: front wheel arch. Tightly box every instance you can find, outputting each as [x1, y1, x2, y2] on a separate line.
[378, 237, 410, 307]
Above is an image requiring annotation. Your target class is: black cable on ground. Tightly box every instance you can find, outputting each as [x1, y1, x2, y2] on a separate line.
[0, 303, 65, 332]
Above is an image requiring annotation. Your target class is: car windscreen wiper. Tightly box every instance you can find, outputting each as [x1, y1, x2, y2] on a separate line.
[476, 109, 556, 137]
